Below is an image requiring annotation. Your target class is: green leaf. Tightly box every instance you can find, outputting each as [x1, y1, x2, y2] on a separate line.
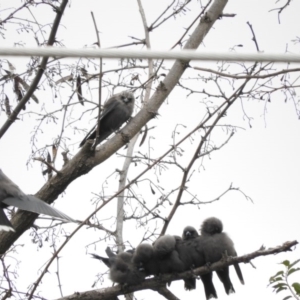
[287, 267, 300, 276]
[292, 282, 300, 295]
[269, 271, 284, 282]
[272, 283, 288, 289]
[275, 286, 288, 293]
[281, 260, 290, 267]
[282, 296, 292, 300]
[289, 259, 300, 269]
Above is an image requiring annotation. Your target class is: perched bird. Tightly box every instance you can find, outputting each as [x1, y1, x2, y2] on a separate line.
[133, 236, 185, 278]
[0, 169, 74, 232]
[132, 243, 160, 275]
[153, 235, 185, 274]
[201, 217, 244, 295]
[91, 251, 145, 285]
[182, 225, 199, 240]
[181, 226, 218, 298]
[79, 91, 135, 147]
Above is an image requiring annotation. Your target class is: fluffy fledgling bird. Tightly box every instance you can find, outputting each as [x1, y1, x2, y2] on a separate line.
[0, 169, 74, 232]
[181, 226, 218, 298]
[91, 250, 145, 285]
[153, 235, 185, 274]
[79, 91, 135, 147]
[133, 243, 160, 276]
[201, 217, 244, 295]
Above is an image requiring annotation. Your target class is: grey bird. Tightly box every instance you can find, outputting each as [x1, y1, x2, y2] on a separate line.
[182, 225, 199, 240]
[201, 217, 244, 295]
[79, 91, 135, 147]
[153, 235, 185, 274]
[133, 236, 185, 278]
[91, 251, 145, 285]
[0, 169, 74, 232]
[132, 243, 160, 276]
[181, 226, 218, 298]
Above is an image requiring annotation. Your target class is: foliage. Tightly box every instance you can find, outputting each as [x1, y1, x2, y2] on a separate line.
[269, 259, 300, 300]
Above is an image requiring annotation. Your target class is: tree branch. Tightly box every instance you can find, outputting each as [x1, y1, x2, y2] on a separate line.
[0, 0, 69, 139]
[0, 0, 228, 255]
[55, 240, 298, 300]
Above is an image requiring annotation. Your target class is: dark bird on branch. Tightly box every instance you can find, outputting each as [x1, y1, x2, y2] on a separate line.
[91, 251, 145, 285]
[182, 225, 199, 240]
[153, 235, 185, 274]
[201, 217, 245, 295]
[79, 91, 135, 147]
[0, 169, 74, 232]
[181, 225, 218, 298]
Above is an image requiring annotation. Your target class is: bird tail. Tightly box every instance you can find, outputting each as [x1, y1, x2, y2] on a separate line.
[105, 246, 116, 258]
[234, 263, 244, 284]
[0, 208, 15, 232]
[90, 253, 111, 267]
[184, 278, 196, 291]
[2, 195, 74, 223]
[201, 273, 218, 299]
[216, 269, 235, 295]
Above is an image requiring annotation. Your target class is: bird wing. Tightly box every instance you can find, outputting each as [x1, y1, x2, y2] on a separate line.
[99, 99, 120, 121]
[2, 195, 74, 222]
[0, 208, 15, 232]
[78, 100, 120, 147]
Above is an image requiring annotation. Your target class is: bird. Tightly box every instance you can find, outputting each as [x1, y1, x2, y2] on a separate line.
[133, 236, 185, 278]
[182, 225, 199, 240]
[132, 243, 160, 276]
[79, 91, 135, 147]
[153, 235, 185, 274]
[200, 217, 244, 295]
[181, 226, 218, 298]
[0, 169, 74, 232]
[91, 250, 145, 285]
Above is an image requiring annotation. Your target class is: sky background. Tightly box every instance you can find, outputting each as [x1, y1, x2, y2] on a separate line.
[0, 0, 299, 299]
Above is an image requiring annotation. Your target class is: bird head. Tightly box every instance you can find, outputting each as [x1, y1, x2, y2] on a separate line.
[120, 91, 134, 104]
[200, 217, 223, 235]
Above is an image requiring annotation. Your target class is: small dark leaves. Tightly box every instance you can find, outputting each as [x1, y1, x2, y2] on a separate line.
[47, 152, 53, 180]
[61, 151, 69, 166]
[77, 75, 84, 105]
[139, 125, 148, 147]
[55, 74, 73, 85]
[4, 95, 11, 116]
[150, 184, 155, 195]
[52, 145, 57, 162]
[14, 76, 24, 108]
[18, 76, 39, 103]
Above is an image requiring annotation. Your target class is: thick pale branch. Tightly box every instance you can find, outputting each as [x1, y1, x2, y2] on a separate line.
[56, 240, 298, 300]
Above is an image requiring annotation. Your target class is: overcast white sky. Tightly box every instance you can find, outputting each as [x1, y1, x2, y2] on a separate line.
[0, 0, 300, 299]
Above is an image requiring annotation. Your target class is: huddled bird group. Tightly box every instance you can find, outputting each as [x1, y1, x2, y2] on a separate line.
[92, 217, 244, 299]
